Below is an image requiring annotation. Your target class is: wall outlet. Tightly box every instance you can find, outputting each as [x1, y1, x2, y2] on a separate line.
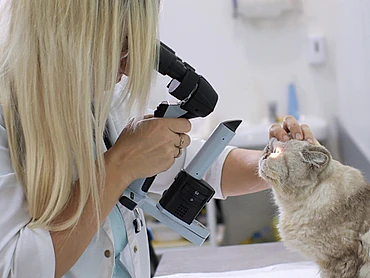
[307, 34, 326, 65]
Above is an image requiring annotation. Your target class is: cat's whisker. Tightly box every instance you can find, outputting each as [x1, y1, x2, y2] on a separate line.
[246, 183, 263, 193]
[245, 179, 270, 194]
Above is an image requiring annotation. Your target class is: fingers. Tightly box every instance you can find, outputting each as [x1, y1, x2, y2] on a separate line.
[164, 118, 192, 134]
[151, 117, 192, 148]
[171, 133, 190, 160]
[269, 115, 316, 144]
[269, 123, 290, 142]
[282, 116, 303, 140]
[113, 116, 192, 180]
[172, 133, 190, 159]
[137, 117, 192, 148]
[175, 133, 191, 148]
[301, 124, 314, 144]
[177, 134, 185, 148]
[174, 147, 182, 158]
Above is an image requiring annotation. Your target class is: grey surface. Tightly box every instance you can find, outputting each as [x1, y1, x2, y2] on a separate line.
[338, 121, 370, 182]
[154, 242, 309, 276]
[221, 189, 277, 245]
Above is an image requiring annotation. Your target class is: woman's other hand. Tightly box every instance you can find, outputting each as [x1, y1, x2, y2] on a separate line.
[105, 117, 191, 185]
[268, 115, 315, 144]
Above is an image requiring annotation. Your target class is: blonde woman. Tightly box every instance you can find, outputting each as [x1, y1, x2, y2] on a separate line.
[0, 1, 315, 277]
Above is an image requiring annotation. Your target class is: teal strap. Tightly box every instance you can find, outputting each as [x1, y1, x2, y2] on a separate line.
[108, 205, 131, 278]
[113, 256, 131, 278]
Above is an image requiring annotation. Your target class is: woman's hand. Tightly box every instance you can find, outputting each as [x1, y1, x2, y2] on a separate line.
[268, 115, 315, 144]
[105, 117, 191, 185]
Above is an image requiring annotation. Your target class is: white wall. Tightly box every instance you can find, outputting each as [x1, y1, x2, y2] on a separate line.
[149, 0, 370, 244]
[335, 0, 370, 163]
[152, 0, 338, 131]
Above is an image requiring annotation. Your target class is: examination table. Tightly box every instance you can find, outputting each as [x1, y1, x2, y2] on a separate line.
[154, 242, 312, 277]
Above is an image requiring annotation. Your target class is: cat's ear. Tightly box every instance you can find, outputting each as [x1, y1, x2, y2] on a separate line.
[300, 145, 331, 169]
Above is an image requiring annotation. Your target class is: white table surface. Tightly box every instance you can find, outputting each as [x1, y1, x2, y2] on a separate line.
[154, 242, 310, 277]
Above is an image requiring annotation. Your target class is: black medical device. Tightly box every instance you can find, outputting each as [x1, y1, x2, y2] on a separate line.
[119, 41, 241, 245]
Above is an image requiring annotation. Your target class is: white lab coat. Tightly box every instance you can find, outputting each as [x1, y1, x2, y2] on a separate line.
[0, 93, 234, 278]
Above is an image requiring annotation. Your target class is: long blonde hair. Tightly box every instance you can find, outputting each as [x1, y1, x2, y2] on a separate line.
[0, 0, 159, 231]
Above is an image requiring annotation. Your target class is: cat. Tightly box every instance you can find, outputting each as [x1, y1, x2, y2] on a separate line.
[258, 138, 370, 278]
